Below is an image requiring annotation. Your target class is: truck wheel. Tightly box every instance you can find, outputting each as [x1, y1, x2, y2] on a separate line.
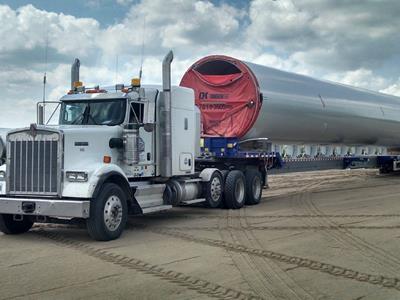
[245, 170, 262, 205]
[204, 171, 223, 208]
[0, 214, 33, 234]
[87, 183, 128, 241]
[218, 170, 230, 208]
[220, 170, 229, 181]
[224, 170, 246, 209]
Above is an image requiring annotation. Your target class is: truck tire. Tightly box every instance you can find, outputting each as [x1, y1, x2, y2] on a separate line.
[204, 171, 223, 208]
[218, 170, 230, 208]
[224, 170, 246, 209]
[245, 170, 262, 205]
[87, 183, 128, 241]
[0, 214, 33, 234]
[220, 170, 229, 181]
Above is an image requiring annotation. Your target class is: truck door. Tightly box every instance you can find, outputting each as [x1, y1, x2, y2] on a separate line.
[128, 100, 155, 177]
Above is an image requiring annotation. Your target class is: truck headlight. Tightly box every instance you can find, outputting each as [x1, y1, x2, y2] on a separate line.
[66, 171, 88, 182]
[0, 171, 5, 181]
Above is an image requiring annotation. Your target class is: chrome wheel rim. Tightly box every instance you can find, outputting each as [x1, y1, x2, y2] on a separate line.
[103, 195, 123, 231]
[210, 176, 222, 202]
[252, 176, 262, 199]
[235, 178, 245, 204]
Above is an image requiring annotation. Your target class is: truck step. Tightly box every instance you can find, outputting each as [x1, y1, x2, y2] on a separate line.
[134, 183, 166, 209]
[181, 198, 206, 205]
[142, 205, 172, 214]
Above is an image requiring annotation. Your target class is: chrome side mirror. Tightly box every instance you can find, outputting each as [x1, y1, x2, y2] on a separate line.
[37, 102, 45, 125]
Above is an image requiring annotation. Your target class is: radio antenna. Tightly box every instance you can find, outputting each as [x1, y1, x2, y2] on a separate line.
[115, 54, 119, 83]
[42, 28, 49, 122]
[139, 17, 146, 80]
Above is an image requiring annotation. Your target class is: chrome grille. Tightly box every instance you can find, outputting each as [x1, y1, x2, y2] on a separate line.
[7, 129, 61, 196]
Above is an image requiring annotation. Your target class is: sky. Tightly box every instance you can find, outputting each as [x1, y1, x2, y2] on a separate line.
[1, 0, 400, 127]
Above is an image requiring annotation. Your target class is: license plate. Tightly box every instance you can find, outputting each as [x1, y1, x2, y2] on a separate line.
[0, 182, 5, 194]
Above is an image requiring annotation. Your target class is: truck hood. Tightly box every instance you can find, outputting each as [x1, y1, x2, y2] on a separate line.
[4, 125, 123, 168]
[58, 125, 123, 171]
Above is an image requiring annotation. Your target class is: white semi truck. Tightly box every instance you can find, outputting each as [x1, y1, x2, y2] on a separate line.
[0, 52, 269, 241]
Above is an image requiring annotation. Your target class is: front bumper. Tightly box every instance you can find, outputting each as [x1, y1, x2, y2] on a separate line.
[0, 197, 90, 218]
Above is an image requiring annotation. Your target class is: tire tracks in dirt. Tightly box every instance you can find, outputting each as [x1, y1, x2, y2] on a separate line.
[142, 213, 400, 220]
[150, 224, 400, 231]
[236, 208, 314, 299]
[217, 210, 277, 299]
[148, 228, 400, 292]
[291, 180, 400, 277]
[217, 209, 313, 299]
[32, 228, 263, 300]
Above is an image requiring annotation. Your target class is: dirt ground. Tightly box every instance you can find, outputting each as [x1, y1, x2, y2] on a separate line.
[1, 169, 400, 300]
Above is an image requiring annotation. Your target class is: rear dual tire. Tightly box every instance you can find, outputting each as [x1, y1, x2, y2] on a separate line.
[223, 169, 262, 209]
[245, 169, 262, 205]
[224, 170, 246, 209]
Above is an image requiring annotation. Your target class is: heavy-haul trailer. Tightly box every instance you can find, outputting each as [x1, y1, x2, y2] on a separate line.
[0, 51, 275, 241]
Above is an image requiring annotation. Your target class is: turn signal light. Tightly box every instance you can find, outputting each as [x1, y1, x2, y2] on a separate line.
[103, 156, 112, 164]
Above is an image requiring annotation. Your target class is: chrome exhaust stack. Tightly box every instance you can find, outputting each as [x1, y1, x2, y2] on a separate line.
[160, 51, 174, 177]
[71, 58, 80, 90]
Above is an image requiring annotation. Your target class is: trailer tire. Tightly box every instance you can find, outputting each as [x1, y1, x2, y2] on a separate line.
[224, 170, 246, 209]
[204, 171, 223, 208]
[87, 183, 128, 241]
[0, 214, 33, 234]
[245, 170, 262, 205]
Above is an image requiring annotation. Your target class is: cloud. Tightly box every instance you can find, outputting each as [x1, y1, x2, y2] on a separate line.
[247, 0, 400, 71]
[0, 4, 101, 67]
[100, 0, 243, 58]
[116, 0, 134, 6]
[1, 1, 400, 128]
[324, 68, 389, 91]
[381, 80, 400, 97]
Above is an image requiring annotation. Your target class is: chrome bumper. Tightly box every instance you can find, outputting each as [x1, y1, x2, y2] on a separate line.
[0, 197, 90, 218]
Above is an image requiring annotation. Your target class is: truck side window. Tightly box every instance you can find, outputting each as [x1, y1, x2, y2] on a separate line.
[129, 102, 144, 124]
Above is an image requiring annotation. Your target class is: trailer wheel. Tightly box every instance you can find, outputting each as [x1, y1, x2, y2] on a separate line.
[87, 183, 128, 241]
[204, 171, 223, 208]
[224, 170, 246, 209]
[0, 214, 33, 234]
[245, 170, 262, 205]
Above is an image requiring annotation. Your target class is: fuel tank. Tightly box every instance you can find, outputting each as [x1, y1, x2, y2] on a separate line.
[180, 55, 400, 146]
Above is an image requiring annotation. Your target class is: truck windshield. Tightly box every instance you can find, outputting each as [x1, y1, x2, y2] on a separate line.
[59, 99, 126, 126]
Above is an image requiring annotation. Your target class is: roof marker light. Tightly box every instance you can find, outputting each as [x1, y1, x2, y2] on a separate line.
[131, 78, 141, 87]
[73, 81, 83, 88]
